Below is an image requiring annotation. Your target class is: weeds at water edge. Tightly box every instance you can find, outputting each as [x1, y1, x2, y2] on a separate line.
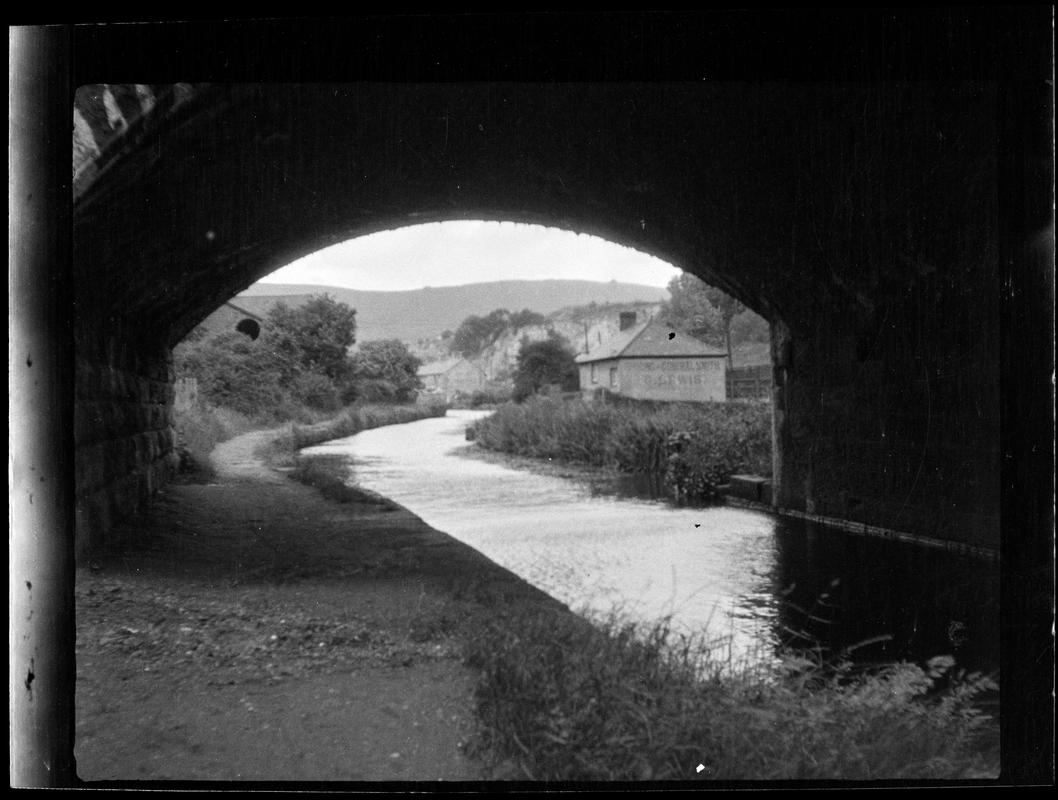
[461, 605, 999, 781]
[260, 401, 450, 466]
[287, 455, 396, 508]
[269, 402, 450, 507]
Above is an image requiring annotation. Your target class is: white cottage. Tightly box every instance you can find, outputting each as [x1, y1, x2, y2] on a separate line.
[575, 313, 727, 402]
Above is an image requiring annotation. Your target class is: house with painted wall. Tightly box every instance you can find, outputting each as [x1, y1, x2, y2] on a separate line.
[417, 358, 487, 401]
[575, 312, 728, 402]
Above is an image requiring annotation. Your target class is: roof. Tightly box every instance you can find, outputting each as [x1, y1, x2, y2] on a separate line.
[222, 301, 263, 321]
[194, 301, 265, 337]
[417, 358, 468, 377]
[229, 294, 315, 318]
[575, 319, 727, 364]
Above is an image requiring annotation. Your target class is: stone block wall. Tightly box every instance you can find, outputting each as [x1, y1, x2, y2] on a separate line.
[772, 283, 1000, 550]
[74, 314, 177, 557]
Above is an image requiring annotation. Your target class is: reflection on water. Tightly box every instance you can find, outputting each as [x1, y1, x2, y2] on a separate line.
[305, 410, 998, 676]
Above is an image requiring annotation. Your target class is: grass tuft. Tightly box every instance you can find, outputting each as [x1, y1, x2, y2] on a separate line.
[462, 606, 999, 781]
[287, 454, 397, 508]
[173, 402, 257, 479]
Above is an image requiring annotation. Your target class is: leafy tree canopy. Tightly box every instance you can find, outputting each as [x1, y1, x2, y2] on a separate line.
[450, 307, 549, 357]
[450, 308, 512, 357]
[508, 308, 547, 330]
[267, 294, 357, 383]
[662, 273, 726, 343]
[662, 273, 768, 367]
[512, 331, 579, 402]
[174, 331, 289, 416]
[351, 339, 423, 402]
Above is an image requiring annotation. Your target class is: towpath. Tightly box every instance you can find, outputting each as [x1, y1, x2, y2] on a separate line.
[75, 425, 563, 783]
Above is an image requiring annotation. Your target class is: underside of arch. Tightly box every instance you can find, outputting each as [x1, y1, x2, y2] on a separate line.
[73, 81, 1002, 554]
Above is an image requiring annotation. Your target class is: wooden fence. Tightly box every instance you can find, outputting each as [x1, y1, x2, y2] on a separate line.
[726, 365, 772, 401]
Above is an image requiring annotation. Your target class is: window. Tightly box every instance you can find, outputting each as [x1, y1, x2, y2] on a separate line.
[609, 366, 618, 388]
[590, 363, 597, 384]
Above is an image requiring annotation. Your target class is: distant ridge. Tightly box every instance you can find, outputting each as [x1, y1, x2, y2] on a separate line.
[236, 280, 670, 344]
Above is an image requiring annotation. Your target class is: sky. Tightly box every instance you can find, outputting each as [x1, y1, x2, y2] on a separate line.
[260, 220, 682, 292]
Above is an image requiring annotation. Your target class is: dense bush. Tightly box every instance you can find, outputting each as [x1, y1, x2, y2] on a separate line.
[470, 396, 772, 498]
[464, 607, 999, 780]
[267, 294, 358, 383]
[176, 296, 431, 418]
[174, 331, 351, 420]
[174, 331, 290, 418]
[455, 384, 514, 409]
[350, 339, 422, 402]
[291, 371, 341, 412]
[348, 378, 399, 404]
[511, 333, 579, 402]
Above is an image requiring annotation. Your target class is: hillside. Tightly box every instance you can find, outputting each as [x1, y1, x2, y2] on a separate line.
[236, 280, 669, 344]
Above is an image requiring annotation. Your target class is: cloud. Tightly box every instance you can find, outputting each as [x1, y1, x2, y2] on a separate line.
[261, 221, 681, 291]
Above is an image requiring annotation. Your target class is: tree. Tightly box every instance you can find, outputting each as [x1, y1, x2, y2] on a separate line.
[351, 339, 423, 403]
[173, 331, 288, 416]
[512, 331, 579, 402]
[703, 285, 745, 370]
[266, 294, 357, 383]
[508, 308, 546, 330]
[663, 273, 745, 368]
[175, 294, 363, 415]
[450, 308, 511, 357]
[662, 273, 722, 342]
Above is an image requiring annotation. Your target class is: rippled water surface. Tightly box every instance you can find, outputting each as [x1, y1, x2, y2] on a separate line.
[305, 410, 999, 674]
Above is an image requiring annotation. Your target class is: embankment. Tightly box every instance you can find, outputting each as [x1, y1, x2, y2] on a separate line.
[75, 412, 575, 783]
[77, 407, 997, 783]
[470, 396, 772, 502]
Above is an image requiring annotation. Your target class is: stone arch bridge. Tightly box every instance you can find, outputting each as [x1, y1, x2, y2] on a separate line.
[71, 80, 1001, 552]
[9, 15, 1052, 786]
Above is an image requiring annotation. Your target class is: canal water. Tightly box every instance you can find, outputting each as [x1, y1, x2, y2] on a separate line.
[304, 410, 999, 677]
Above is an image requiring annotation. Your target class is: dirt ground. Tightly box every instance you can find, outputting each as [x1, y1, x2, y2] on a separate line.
[74, 429, 566, 785]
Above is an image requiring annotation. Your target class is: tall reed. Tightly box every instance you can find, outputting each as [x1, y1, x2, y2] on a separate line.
[471, 397, 772, 497]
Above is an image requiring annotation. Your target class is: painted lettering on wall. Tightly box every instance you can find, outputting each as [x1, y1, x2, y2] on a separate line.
[642, 373, 706, 388]
[640, 359, 721, 372]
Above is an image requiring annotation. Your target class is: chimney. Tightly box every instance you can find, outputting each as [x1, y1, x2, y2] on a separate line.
[619, 311, 637, 331]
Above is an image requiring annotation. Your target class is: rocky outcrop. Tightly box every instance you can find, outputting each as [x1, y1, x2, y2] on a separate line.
[474, 304, 663, 381]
